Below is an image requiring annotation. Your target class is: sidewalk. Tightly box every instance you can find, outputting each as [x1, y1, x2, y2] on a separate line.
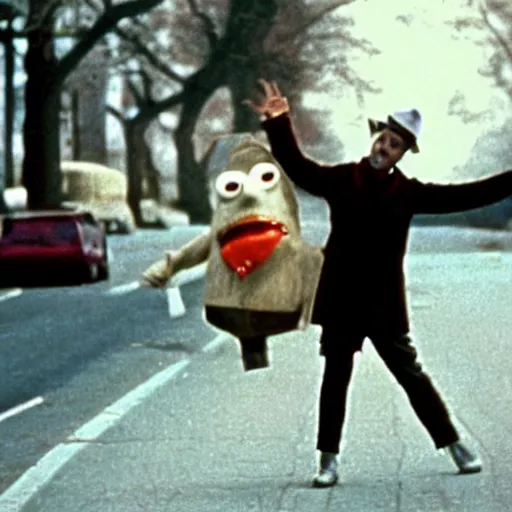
[2, 252, 512, 511]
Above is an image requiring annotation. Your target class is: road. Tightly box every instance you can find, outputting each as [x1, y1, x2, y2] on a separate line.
[1, 191, 512, 510]
[0, 226, 214, 494]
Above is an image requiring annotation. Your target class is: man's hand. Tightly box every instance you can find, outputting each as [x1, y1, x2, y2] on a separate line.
[244, 79, 289, 119]
[140, 253, 173, 288]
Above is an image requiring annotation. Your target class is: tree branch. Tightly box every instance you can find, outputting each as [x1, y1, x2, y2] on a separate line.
[106, 105, 124, 124]
[113, 25, 186, 84]
[135, 91, 185, 125]
[55, 0, 163, 86]
[140, 68, 153, 103]
[269, 1, 356, 49]
[296, 0, 354, 35]
[126, 75, 144, 107]
[24, 0, 63, 32]
[185, 0, 218, 51]
[479, 0, 512, 63]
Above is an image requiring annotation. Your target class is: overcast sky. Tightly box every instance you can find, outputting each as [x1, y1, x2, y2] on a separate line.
[304, 0, 511, 181]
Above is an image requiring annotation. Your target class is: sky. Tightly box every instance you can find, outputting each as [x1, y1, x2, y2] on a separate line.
[303, 0, 511, 181]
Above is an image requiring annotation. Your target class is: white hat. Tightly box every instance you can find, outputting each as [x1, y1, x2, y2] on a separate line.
[368, 109, 422, 153]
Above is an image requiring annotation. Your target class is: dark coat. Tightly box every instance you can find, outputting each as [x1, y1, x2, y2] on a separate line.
[262, 114, 512, 343]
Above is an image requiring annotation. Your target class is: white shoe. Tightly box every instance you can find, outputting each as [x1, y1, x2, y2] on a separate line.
[447, 442, 482, 474]
[312, 452, 339, 488]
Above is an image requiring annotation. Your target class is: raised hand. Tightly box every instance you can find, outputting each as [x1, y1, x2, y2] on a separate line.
[244, 79, 289, 119]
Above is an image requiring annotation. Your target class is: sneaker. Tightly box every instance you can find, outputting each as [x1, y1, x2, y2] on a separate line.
[312, 452, 339, 488]
[447, 442, 482, 474]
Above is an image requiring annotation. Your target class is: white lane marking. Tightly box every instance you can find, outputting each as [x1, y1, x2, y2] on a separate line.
[104, 262, 207, 297]
[105, 281, 140, 296]
[166, 286, 186, 318]
[0, 288, 22, 302]
[0, 358, 190, 510]
[0, 397, 44, 424]
[202, 332, 231, 353]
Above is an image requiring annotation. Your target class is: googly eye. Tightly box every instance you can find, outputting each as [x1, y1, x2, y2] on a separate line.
[248, 162, 281, 190]
[215, 170, 247, 199]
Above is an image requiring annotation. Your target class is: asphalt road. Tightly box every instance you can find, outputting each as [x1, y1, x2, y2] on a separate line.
[4, 247, 511, 512]
[0, 226, 214, 494]
[1, 191, 512, 507]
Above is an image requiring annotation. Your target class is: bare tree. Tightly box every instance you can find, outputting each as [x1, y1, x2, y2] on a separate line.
[100, 15, 183, 222]
[477, 0, 512, 98]
[20, 0, 162, 210]
[445, 0, 512, 117]
[106, 72, 184, 225]
[228, 0, 380, 135]
[107, 0, 378, 224]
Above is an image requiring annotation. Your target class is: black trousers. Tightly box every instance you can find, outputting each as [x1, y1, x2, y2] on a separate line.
[317, 328, 460, 454]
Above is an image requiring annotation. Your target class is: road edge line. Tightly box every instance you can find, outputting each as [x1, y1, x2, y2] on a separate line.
[0, 397, 44, 424]
[0, 289, 23, 303]
[0, 358, 190, 510]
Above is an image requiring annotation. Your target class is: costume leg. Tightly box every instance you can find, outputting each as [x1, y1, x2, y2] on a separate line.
[316, 328, 363, 454]
[238, 335, 268, 371]
[371, 333, 459, 448]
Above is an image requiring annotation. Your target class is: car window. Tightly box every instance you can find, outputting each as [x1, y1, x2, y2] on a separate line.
[0, 219, 78, 245]
[52, 221, 79, 242]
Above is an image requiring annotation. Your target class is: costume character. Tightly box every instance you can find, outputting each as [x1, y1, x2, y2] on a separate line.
[141, 138, 324, 371]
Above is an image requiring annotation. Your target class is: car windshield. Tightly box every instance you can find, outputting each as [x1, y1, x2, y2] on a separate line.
[0, 219, 78, 245]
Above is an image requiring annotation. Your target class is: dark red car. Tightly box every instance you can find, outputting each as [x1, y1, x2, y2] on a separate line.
[0, 210, 109, 287]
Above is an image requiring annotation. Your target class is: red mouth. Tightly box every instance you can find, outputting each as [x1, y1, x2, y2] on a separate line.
[217, 215, 288, 278]
[218, 215, 288, 246]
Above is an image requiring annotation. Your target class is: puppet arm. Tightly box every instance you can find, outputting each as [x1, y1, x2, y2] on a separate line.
[411, 170, 512, 214]
[141, 230, 212, 288]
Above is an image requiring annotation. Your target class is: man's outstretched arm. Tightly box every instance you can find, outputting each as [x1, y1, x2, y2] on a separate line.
[411, 171, 512, 215]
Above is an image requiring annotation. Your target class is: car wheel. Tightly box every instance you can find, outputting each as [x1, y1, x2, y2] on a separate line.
[98, 262, 109, 281]
[85, 262, 99, 283]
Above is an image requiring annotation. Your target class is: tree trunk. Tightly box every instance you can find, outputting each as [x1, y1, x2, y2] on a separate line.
[125, 121, 145, 225]
[20, 0, 162, 212]
[4, 23, 15, 188]
[174, 84, 214, 224]
[171, 1, 278, 223]
[71, 90, 81, 160]
[141, 133, 161, 202]
[229, 63, 263, 133]
[225, 0, 278, 133]
[22, 24, 62, 209]
[68, 48, 109, 164]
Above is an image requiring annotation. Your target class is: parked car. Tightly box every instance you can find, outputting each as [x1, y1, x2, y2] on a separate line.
[0, 210, 109, 287]
[60, 161, 136, 234]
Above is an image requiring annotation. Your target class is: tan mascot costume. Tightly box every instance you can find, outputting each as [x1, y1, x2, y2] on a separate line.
[141, 138, 324, 371]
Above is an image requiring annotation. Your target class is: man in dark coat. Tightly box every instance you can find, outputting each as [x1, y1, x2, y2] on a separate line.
[245, 79, 512, 488]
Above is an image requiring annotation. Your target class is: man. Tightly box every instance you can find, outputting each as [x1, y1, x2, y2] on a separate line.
[244, 79, 512, 488]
